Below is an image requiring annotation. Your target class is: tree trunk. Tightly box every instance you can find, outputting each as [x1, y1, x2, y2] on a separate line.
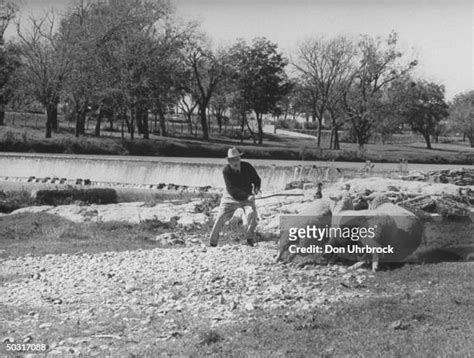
[240, 112, 246, 144]
[129, 108, 135, 140]
[45, 104, 55, 138]
[199, 105, 209, 140]
[423, 132, 432, 149]
[95, 108, 103, 137]
[121, 110, 125, 139]
[124, 113, 131, 134]
[246, 118, 256, 144]
[334, 128, 340, 150]
[75, 101, 86, 137]
[256, 113, 263, 145]
[208, 108, 212, 136]
[216, 112, 222, 134]
[158, 106, 167, 137]
[317, 118, 322, 148]
[468, 136, 474, 147]
[187, 114, 193, 136]
[135, 106, 143, 136]
[51, 98, 59, 132]
[142, 108, 149, 140]
[0, 94, 5, 125]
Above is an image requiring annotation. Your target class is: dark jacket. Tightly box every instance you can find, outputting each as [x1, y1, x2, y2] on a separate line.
[223, 161, 261, 201]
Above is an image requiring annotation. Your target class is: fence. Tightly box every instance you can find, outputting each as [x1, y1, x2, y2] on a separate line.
[287, 128, 465, 145]
[3, 111, 465, 145]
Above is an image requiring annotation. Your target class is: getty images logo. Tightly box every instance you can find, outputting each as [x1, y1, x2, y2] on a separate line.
[288, 225, 378, 242]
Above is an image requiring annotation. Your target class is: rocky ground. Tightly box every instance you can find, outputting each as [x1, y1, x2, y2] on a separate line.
[0, 174, 473, 356]
[4, 177, 472, 248]
[1, 242, 375, 356]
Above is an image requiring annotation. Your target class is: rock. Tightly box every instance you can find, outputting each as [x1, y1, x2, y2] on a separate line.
[22, 334, 33, 343]
[153, 233, 176, 245]
[389, 320, 409, 330]
[244, 302, 255, 311]
[2, 337, 14, 343]
[125, 283, 137, 293]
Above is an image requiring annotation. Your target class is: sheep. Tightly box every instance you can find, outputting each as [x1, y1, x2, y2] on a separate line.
[327, 193, 423, 271]
[276, 199, 332, 265]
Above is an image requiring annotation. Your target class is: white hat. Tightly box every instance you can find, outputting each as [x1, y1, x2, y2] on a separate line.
[227, 147, 243, 159]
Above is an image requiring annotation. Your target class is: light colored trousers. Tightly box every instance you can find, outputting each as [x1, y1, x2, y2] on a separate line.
[209, 193, 258, 246]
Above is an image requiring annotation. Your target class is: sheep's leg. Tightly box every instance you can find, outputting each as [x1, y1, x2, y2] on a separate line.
[348, 260, 366, 270]
[371, 252, 379, 272]
[348, 252, 373, 271]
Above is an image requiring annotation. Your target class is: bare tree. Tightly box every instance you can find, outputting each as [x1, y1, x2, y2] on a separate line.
[16, 13, 73, 137]
[0, 1, 18, 125]
[185, 43, 229, 140]
[294, 36, 355, 147]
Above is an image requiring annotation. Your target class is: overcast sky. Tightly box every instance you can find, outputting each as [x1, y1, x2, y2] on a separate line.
[6, 0, 473, 99]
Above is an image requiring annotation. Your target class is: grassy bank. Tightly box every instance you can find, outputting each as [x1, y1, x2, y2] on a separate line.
[206, 262, 473, 357]
[1, 123, 473, 164]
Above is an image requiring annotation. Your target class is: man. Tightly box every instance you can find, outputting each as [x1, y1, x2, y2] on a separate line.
[209, 147, 261, 247]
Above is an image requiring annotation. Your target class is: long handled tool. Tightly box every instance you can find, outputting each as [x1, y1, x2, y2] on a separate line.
[251, 183, 305, 201]
[255, 193, 304, 200]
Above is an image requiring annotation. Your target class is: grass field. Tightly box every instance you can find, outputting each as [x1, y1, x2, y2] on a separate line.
[1, 117, 473, 164]
[0, 211, 473, 356]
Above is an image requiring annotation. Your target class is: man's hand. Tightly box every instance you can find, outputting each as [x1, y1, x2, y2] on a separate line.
[248, 194, 256, 202]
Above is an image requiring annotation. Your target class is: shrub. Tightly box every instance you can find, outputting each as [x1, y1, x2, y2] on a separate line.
[33, 189, 118, 206]
[276, 119, 302, 130]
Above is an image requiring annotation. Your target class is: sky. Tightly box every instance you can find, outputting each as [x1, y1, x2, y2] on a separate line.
[5, 0, 473, 100]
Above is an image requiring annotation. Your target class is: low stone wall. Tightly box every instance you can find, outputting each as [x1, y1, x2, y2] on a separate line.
[3, 153, 471, 192]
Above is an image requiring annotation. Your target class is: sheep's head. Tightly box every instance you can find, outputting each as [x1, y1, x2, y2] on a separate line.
[329, 193, 354, 213]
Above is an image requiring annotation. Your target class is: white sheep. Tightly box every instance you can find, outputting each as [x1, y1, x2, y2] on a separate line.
[328, 193, 423, 271]
[276, 199, 332, 264]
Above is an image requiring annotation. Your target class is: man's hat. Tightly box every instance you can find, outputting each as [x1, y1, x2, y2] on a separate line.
[227, 147, 243, 159]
